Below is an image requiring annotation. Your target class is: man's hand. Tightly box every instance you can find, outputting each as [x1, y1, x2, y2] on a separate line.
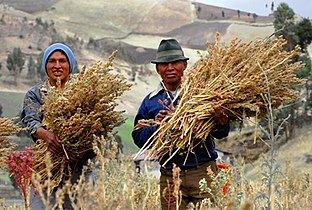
[214, 106, 229, 125]
[155, 110, 169, 122]
[212, 99, 229, 125]
[34, 127, 63, 153]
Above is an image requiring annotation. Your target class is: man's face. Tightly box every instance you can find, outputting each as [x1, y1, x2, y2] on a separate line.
[156, 60, 187, 89]
[46, 50, 70, 85]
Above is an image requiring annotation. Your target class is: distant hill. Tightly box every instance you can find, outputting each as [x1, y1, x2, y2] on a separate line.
[0, 0, 276, 117]
[0, 0, 56, 13]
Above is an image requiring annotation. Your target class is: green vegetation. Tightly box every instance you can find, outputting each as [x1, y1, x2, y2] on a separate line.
[6, 48, 25, 84]
[0, 91, 25, 118]
[272, 2, 312, 139]
[0, 171, 11, 183]
[115, 116, 138, 154]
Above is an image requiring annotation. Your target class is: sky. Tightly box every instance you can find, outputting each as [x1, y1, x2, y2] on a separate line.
[196, 0, 312, 19]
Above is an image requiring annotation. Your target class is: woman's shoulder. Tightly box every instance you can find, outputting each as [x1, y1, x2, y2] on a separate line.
[25, 82, 45, 98]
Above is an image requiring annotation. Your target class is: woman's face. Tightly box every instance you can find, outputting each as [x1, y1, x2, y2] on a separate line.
[46, 50, 70, 86]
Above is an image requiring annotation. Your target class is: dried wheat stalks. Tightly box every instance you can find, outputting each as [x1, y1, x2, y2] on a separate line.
[138, 33, 305, 162]
[33, 51, 132, 187]
[0, 118, 19, 170]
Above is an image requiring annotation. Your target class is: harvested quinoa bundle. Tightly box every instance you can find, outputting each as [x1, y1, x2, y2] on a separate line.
[138, 33, 305, 160]
[34, 51, 132, 187]
[0, 118, 19, 170]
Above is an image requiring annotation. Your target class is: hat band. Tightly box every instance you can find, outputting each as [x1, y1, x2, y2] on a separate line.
[157, 50, 183, 58]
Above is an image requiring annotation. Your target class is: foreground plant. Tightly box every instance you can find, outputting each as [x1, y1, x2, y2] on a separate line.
[0, 118, 19, 169]
[6, 146, 34, 210]
[30, 136, 160, 210]
[90, 137, 160, 210]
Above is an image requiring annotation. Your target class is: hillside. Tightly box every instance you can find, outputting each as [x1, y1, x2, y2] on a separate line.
[0, 0, 279, 116]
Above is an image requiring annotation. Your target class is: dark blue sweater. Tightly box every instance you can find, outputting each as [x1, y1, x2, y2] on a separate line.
[132, 85, 230, 170]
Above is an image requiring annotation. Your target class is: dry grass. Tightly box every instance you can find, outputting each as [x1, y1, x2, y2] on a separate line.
[0, 134, 311, 209]
[31, 138, 160, 210]
[0, 118, 19, 170]
[245, 124, 312, 179]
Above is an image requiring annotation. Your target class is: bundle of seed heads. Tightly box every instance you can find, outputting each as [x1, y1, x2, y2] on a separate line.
[0, 118, 19, 170]
[138, 33, 305, 161]
[34, 51, 132, 187]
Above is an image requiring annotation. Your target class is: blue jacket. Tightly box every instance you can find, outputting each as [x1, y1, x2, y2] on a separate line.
[20, 82, 46, 139]
[132, 83, 230, 170]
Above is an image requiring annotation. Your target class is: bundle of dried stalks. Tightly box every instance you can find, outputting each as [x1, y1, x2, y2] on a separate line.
[0, 118, 19, 170]
[33, 51, 132, 187]
[138, 33, 305, 161]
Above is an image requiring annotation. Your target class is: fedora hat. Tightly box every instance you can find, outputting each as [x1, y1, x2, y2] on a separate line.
[151, 39, 189, 64]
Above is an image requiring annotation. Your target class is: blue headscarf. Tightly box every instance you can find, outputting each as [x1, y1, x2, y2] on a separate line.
[42, 43, 76, 74]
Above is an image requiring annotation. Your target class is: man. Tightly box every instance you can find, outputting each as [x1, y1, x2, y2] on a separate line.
[21, 43, 95, 210]
[132, 39, 230, 209]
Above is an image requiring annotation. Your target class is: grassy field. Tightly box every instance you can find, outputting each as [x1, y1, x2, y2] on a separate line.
[115, 116, 138, 154]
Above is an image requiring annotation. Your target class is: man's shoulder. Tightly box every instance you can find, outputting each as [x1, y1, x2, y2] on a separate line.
[139, 88, 163, 108]
[148, 83, 164, 99]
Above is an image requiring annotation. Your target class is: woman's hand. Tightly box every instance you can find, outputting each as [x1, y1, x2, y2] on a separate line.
[34, 127, 63, 153]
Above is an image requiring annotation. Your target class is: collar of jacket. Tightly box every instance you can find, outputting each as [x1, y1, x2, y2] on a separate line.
[149, 82, 181, 99]
[149, 83, 164, 99]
